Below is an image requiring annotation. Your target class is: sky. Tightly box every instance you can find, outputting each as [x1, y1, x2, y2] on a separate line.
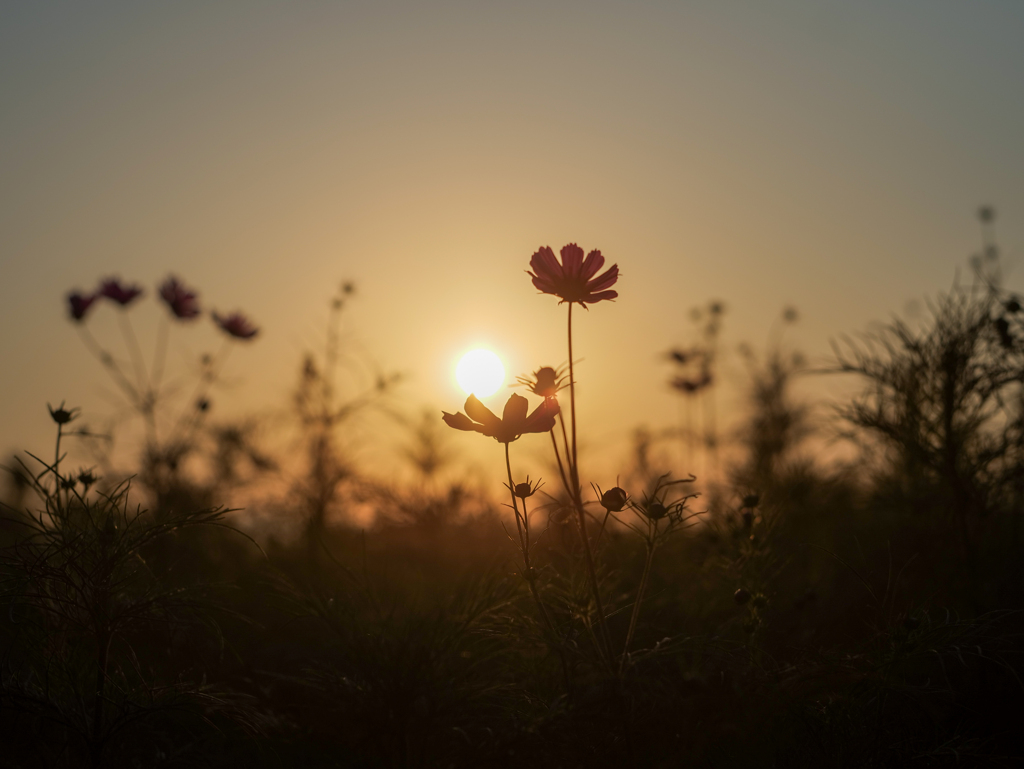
[1, 1, 1022, 492]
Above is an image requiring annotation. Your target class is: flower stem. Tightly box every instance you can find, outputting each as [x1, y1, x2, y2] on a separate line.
[620, 529, 657, 674]
[566, 302, 614, 666]
[505, 443, 571, 691]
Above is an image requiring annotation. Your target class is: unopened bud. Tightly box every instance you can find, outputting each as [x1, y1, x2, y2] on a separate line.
[646, 502, 668, 520]
[600, 487, 628, 512]
[733, 588, 751, 605]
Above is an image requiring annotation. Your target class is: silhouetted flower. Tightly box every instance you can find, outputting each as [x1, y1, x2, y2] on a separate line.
[158, 276, 200, 320]
[443, 393, 559, 444]
[670, 371, 713, 394]
[67, 292, 97, 322]
[98, 278, 143, 306]
[48, 402, 79, 425]
[528, 244, 619, 306]
[77, 470, 97, 488]
[514, 477, 543, 499]
[516, 365, 565, 398]
[599, 486, 628, 512]
[213, 311, 259, 340]
[644, 501, 668, 520]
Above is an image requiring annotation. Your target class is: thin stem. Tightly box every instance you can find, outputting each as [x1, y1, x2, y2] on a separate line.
[549, 428, 571, 496]
[77, 325, 140, 406]
[620, 528, 657, 674]
[151, 314, 170, 394]
[118, 311, 148, 395]
[565, 301, 614, 666]
[504, 444, 528, 556]
[568, 303, 578, 475]
[505, 443, 572, 692]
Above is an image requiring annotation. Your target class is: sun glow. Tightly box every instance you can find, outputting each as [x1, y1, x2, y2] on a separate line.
[456, 349, 505, 397]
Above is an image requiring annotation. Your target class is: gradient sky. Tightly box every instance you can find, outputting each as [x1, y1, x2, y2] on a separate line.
[2, 1, 1022, 488]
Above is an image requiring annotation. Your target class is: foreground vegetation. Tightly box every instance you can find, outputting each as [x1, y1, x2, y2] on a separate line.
[2, 219, 1023, 767]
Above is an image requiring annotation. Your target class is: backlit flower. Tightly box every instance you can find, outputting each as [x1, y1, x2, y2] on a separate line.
[48, 401, 79, 425]
[528, 244, 619, 306]
[443, 393, 559, 444]
[159, 276, 200, 320]
[213, 311, 259, 340]
[67, 292, 97, 322]
[515, 365, 566, 398]
[98, 278, 143, 306]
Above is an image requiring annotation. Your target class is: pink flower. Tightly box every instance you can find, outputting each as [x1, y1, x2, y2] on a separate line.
[213, 311, 259, 340]
[528, 244, 619, 305]
[443, 393, 559, 444]
[67, 291, 97, 322]
[159, 276, 200, 320]
[98, 278, 144, 306]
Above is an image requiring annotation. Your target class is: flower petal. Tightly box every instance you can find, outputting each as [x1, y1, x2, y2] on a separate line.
[583, 289, 618, 304]
[464, 394, 501, 433]
[524, 398, 559, 433]
[560, 243, 585, 279]
[502, 392, 529, 429]
[530, 246, 561, 280]
[580, 250, 605, 281]
[586, 263, 619, 293]
[442, 411, 477, 431]
[530, 273, 559, 294]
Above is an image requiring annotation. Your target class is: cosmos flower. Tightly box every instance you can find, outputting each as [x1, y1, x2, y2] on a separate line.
[443, 393, 559, 444]
[528, 243, 619, 306]
[67, 292, 97, 322]
[158, 276, 201, 320]
[98, 278, 144, 306]
[213, 311, 259, 340]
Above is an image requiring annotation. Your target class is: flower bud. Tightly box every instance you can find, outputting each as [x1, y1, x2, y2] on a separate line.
[733, 588, 751, 605]
[600, 487, 628, 512]
[646, 502, 668, 520]
[514, 483, 535, 499]
[48, 403, 77, 425]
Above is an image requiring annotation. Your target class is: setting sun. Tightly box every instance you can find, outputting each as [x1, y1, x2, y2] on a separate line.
[456, 349, 505, 397]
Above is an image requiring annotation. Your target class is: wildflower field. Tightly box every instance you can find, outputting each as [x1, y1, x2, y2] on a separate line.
[2, 218, 1023, 768]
